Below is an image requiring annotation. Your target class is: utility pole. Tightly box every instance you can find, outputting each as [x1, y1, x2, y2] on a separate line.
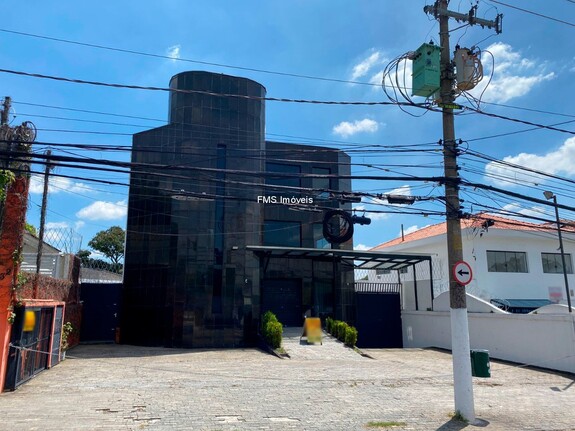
[0, 97, 13, 224]
[424, 0, 502, 422]
[34, 149, 53, 297]
[0, 97, 10, 126]
[544, 191, 573, 313]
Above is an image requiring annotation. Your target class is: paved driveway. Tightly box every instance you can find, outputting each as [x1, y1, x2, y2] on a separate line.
[0, 334, 573, 430]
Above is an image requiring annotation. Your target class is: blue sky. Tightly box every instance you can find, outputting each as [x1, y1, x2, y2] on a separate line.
[1, 0, 574, 256]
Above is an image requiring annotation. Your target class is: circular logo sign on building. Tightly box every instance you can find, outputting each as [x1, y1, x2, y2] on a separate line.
[453, 261, 473, 286]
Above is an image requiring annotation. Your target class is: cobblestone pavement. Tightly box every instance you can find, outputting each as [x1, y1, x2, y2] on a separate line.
[0, 333, 574, 431]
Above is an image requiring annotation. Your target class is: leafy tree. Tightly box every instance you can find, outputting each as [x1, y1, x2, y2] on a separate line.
[76, 249, 91, 265]
[24, 222, 37, 236]
[87, 226, 125, 265]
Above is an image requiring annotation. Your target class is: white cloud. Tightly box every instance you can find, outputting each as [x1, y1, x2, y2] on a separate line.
[351, 51, 383, 80]
[485, 137, 575, 186]
[29, 175, 93, 195]
[46, 222, 69, 229]
[354, 243, 373, 251]
[332, 118, 379, 138]
[388, 185, 411, 197]
[352, 205, 389, 221]
[75, 221, 86, 231]
[471, 42, 555, 103]
[370, 185, 413, 206]
[399, 225, 425, 237]
[76, 200, 127, 221]
[166, 45, 181, 60]
[499, 204, 548, 220]
[381, 59, 412, 93]
[369, 69, 385, 88]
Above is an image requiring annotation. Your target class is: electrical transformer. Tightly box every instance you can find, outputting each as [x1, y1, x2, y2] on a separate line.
[411, 42, 442, 97]
[454, 47, 483, 91]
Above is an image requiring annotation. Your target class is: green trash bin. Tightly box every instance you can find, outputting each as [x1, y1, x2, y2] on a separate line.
[470, 349, 491, 378]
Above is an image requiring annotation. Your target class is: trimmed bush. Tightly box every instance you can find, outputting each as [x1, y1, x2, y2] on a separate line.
[260, 311, 283, 349]
[334, 321, 343, 339]
[325, 317, 333, 334]
[344, 326, 358, 347]
[332, 321, 339, 338]
[266, 321, 283, 349]
[261, 310, 278, 332]
[337, 322, 349, 342]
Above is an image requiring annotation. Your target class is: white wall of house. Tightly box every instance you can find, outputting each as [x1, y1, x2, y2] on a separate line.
[371, 226, 575, 304]
[402, 309, 575, 374]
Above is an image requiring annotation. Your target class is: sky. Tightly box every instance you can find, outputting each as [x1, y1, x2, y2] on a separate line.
[1, 0, 575, 257]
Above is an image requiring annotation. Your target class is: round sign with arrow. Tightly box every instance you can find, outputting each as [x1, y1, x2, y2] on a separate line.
[453, 261, 473, 286]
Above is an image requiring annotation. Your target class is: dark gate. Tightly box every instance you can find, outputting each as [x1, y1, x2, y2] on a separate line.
[355, 283, 403, 348]
[80, 283, 122, 343]
[261, 279, 302, 327]
[5, 306, 56, 390]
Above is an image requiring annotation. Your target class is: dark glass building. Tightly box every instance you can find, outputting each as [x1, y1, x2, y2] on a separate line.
[122, 71, 353, 348]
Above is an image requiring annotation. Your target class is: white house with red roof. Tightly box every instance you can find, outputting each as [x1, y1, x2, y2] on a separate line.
[369, 214, 575, 311]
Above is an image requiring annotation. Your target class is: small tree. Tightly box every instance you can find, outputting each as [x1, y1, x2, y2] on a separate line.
[24, 222, 37, 236]
[76, 249, 91, 265]
[88, 226, 125, 266]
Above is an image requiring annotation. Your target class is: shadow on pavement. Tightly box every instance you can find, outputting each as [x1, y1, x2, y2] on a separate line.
[67, 344, 265, 360]
[436, 418, 490, 430]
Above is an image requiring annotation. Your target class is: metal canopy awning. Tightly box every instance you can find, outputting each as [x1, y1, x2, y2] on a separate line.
[246, 245, 432, 270]
[247, 245, 435, 312]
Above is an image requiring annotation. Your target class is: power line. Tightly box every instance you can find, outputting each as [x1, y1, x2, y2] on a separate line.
[487, 0, 575, 27]
[0, 68, 403, 107]
[6, 67, 573, 138]
[477, 101, 575, 119]
[14, 99, 575, 152]
[465, 106, 575, 135]
[2, 147, 446, 184]
[0, 27, 381, 88]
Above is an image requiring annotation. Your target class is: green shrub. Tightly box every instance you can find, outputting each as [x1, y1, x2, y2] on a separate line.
[325, 317, 333, 334]
[261, 310, 278, 332]
[333, 320, 342, 338]
[344, 326, 358, 347]
[337, 322, 349, 342]
[266, 321, 283, 349]
[332, 319, 339, 336]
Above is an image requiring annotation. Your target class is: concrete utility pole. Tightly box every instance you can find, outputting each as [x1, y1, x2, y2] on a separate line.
[35, 149, 53, 296]
[424, 0, 502, 423]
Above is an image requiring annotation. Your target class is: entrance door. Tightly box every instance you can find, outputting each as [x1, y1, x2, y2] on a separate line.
[261, 279, 302, 327]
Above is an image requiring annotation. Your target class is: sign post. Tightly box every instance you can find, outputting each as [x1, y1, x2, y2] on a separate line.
[453, 261, 473, 286]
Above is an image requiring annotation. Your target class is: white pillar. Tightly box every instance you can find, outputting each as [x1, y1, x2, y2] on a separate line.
[450, 307, 475, 422]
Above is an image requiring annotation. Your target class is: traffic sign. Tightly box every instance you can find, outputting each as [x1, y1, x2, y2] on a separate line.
[453, 261, 473, 285]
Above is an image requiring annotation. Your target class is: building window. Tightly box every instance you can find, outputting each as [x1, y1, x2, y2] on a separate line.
[264, 221, 301, 247]
[376, 268, 391, 275]
[312, 167, 331, 200]
[486, 250, 528, 273]
[266, 162, 300, 195]
[313, 224, 330, 249]
[542, 253, 573, 274]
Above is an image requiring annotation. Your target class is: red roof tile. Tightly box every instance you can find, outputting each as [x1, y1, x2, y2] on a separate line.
[371, 213, 572, 250]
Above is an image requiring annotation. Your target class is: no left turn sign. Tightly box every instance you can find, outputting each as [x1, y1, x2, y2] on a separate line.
[453, 261, 473, 285]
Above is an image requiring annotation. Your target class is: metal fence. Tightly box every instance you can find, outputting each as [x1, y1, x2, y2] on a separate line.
[80, 259, 123, 284]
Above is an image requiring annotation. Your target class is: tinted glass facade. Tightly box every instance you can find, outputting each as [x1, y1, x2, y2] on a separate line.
[123, 71, 353, 348]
